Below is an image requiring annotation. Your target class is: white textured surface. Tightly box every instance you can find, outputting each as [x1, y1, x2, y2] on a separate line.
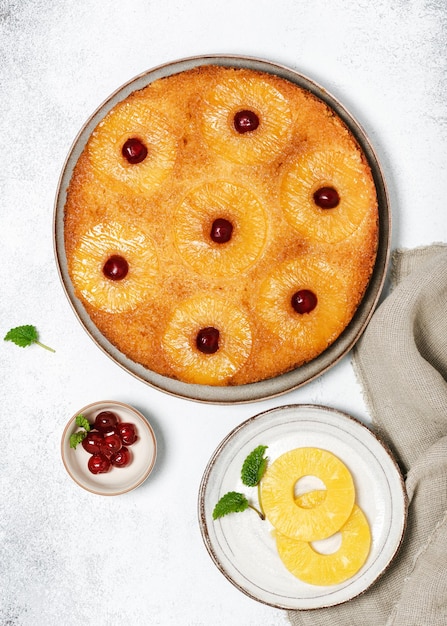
[1, 1, 446, 625]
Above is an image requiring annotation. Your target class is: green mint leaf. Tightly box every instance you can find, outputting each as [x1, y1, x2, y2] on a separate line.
[213, 491, 249, 520]
[69, 431, 87, 449]
[241, 445, 268, 487]
[70, 414, 91, 449]
[4, 324, 55, 352]
[75, 414, 91, 432]
[4, 325, 38, 348]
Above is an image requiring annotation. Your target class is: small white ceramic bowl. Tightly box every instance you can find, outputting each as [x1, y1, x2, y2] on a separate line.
[61, 400, 157, 495]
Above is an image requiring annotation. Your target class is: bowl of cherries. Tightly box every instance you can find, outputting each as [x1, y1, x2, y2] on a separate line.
[61, 401, 157, 495]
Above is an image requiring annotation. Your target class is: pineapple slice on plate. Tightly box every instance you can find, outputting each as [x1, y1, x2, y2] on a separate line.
[173, 181, 268, 277]
[261, 447, 355, 541]
[161, 294, 252, 385]
[280, 149, 377, 243]
[256, 255, 352, 357]
[201, 73, 292, 164]
[70, 221, 158, 313]
[275, 504, 371, 586]
[87, 98, 177, 194]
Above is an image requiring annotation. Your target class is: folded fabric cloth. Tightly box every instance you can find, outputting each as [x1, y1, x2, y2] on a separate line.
[288, 243, 447, 626]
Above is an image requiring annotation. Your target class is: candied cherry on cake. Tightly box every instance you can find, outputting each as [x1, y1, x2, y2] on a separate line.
[313, 186, 340, 209]
[121, 137, 148, 164]
[102, 254, 129, 281]
[201, 74, 293, 164]
[196, 326, 220, 354]
[118, 422, 138, 446]
[174, 181, 267, 277]
[87, 100, 177, 194]
[71, 221, 159, 314]
[291, 289, 318, 314]
[233, 109, 260, 134]
[281, 150, 376, 243]
[111, 447, 131, 468]
[210, 218, 233, 244]
[257, 256, 350, 354]
[88, 453, 111, 474]
[162, 294, 252, 385]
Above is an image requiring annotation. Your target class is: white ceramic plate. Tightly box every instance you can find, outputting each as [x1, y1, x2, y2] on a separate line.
[198, 405, 407, 610]
[61, 400, 157, 496]
[54, 54, 391, 404]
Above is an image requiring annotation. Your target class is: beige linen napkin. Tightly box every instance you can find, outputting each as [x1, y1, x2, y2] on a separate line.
[288, 243, 447, 626]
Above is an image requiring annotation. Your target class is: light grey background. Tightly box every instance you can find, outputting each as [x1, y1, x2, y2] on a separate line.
[1, 1, 446, 625]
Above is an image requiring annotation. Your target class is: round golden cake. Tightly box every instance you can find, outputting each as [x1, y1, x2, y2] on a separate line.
[64, 65, 378, 386]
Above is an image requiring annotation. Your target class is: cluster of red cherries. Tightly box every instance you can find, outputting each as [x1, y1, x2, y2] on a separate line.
[82, 411, 138, 474]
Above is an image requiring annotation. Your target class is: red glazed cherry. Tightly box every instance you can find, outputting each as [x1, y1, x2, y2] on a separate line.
[121, 137, 148, 164]
[313, 186, 340, 209]
[88, 454, 111, 474]
[100, 427, 120, 442]
[81, 431, 103, 455]
[196, 327, 220, 354]
[233, 109, 259, 134]
[100, 433, 122, 459]
[291, 289, 318, 314]
[210, 218, 233, 244]
[94, 411, 119, 432]
[103, 255, 129, 281]
[118, 423, 138, 446]
[111, 447, 131, 468]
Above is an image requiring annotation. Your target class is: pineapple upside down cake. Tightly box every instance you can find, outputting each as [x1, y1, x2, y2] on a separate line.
[64, 65, 379, 386]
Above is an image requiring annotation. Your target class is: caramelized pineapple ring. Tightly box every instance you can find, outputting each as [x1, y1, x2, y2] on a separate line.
[257, 256, 351, 356]
[173, 181, 268, 276]
[201, 74, 292, 164]
[275, 505, 371, 585]
[261, 447, 355, 541]
[281, 150, 377, 243]
[161, 295, 252, 385]
[87, 99, 177, 194]
[71, 221, 158, 313]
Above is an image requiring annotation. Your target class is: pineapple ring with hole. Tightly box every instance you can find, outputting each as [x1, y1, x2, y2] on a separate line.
[274, 504, 371, 586]
[256, 256, 352, 357]
[87, 99, 177, 194]
[280, 149, 377, 243]
[161, 294, 252, 385]
[201, 75, 293, 164]
[173, 181, 268, 277]
[261, 447, 355, 542]
[71, 221, 159, 313]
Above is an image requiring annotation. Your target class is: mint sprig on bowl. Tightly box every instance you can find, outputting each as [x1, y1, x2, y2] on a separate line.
[69, 414, 91, 449]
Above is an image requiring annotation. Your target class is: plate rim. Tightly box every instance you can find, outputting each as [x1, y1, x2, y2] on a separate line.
[197, 403, 408, 610]
[53, 54, 391, 404]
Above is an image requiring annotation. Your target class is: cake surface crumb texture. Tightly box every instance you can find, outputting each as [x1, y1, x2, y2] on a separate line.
[64, 65, 379, 386]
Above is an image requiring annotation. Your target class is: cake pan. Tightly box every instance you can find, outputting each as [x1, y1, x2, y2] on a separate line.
[54, 54, 391, 404]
